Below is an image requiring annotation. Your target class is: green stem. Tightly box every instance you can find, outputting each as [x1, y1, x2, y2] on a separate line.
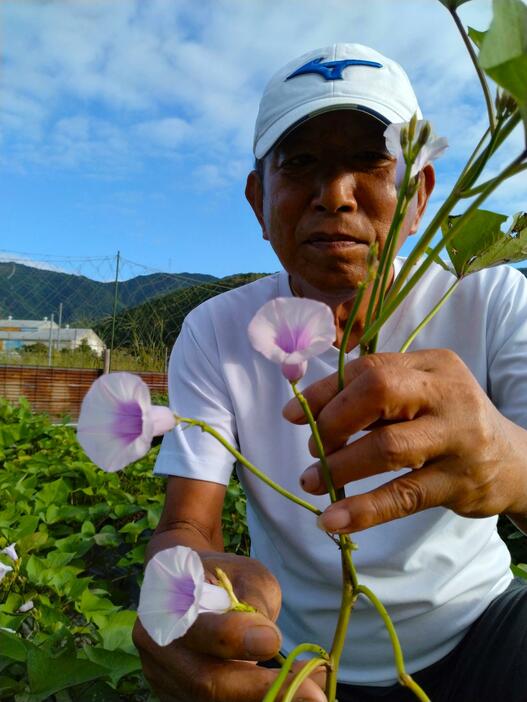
[326, 544, 359, 701]
[282, 657, 330, 702]
[460, 162, 527, 198]
[179, 417, 321, 516]
[399, 279, 461, 353]
[362, 150, 527, 345]
[362, 164, 413, 349]
[450, 9, 496, 132]
[377, 112, 519, 319]
[290, 384, 338, 503]
[357, 585, 430, 702]
[262, 644, 330, 702]
[337, 284, 367, 392]
[369, 196, 411, 354]
[289, 385, 362, 700]
[454, 125, 491, 188]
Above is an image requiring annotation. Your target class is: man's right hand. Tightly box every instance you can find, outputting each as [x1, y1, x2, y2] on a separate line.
[133, 551, 327, 702]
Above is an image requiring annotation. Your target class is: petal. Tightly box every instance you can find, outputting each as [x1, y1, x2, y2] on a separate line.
[384, 122, 404, 160]
[412, 136, 449, 176]
[248, 298, 335, 366]
[1, 544, 18, 561]
[0, 564, 13, 582]
[77, 372, 154, 472]
[146, 406, 176, 437]
[18, 600, 34, 613]
[138, 546, 204, 646]
[198, 582, 231, 614]
[281, 361, 308, 382]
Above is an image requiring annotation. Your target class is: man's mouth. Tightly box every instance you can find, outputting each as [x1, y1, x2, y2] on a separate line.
[304, 232, 367, 249]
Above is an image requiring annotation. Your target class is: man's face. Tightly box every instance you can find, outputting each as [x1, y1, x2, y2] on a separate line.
[246, 110, 432, 299]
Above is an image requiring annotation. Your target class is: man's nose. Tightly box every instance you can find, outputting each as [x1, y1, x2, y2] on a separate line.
[311, 170, 358, 213]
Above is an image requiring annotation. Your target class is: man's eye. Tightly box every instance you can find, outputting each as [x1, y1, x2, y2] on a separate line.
[280, 154, 315, 169]
[357, 151, 391, 163]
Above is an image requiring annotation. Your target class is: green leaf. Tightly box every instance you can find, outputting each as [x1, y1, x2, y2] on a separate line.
[511, 562, 527, 579]
[27, 646, 107, 698]
[81, 647, 141, 685]
[0, 674, 23, 696]
[98, 610, 137, 654]
[444, 209, 527, 276]
[35, 478, 71, 509]
[0, 630, 30, 662]
[467, 25, 487, 49]
[479, 0, 527, 105]
[78, 590, 120, 626]
[72, 679, 122, 702]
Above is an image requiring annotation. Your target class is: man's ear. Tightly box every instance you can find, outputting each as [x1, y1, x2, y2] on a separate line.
[245, 170, 269, 240]
[409, 163, 435, 235]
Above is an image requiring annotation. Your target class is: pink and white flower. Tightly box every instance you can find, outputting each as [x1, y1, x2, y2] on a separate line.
[0, 562, 13, 583]
[248, 297, 336, 382]
[77, 372, 176, 472]
[138, 546, 231, 646]
[1, 544, 18, 562]
[384, 121, 448, 187]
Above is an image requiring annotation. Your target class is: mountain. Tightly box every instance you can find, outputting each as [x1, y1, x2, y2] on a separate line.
[0, 262, 216, 324]
[94, 273, 268, 351]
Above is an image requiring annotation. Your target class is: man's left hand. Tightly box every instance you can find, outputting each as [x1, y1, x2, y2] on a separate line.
[283, 349, 527, 533]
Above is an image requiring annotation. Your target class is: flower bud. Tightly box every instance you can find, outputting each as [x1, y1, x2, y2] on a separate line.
[399, 124, 409, 151]
[416, 121, 432, 149]
[496, 90, 518, 118]
[408, 113, 418, 145]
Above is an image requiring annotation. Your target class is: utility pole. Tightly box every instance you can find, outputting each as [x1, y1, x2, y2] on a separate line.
[56, 302, 63, 352]
[109, 251, 121, 372]
[47, 313, 54, 367]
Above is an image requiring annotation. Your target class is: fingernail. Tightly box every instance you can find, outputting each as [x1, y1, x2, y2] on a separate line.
[283, 398, 304, 422]
[317, 507, 350, 532]
[300, 465, 321, 493]
[244, 626, 279, 657]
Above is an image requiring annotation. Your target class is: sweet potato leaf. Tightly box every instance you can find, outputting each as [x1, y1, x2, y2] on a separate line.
[444, 209, 527, 276]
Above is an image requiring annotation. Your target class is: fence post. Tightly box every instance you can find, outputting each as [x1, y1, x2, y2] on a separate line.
[47, 313, 54, 367]
[103, 348, 111, 374]
[109, 250, 121, 373]
[56, 302, 63, 352]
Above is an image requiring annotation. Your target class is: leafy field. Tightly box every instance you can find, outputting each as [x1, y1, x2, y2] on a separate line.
[0, 398, 248, 701]
[0, 398, 525, 702]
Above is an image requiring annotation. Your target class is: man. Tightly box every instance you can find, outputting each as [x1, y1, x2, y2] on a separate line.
[133, 44, 527, 702]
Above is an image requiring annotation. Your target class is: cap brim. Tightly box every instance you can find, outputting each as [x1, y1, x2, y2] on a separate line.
[254, 97, 408, 159]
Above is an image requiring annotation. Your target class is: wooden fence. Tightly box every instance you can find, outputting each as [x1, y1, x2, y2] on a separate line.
[0, 365, 168, 421]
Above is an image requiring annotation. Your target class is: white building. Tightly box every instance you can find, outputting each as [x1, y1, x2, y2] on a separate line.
[0, 317, 106, 355]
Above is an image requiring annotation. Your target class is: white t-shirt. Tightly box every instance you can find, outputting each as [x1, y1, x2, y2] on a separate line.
[154, 259, 527, 685]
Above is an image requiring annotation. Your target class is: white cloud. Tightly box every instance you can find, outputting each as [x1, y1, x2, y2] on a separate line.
[133, 117, 193, 149]
[3, 0, 523, 203]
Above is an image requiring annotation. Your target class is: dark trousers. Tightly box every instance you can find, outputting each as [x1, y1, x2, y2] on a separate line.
[336, 578, 527, 702]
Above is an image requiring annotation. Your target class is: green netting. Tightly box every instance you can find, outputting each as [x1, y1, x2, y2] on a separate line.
[0, 251, 267, 372]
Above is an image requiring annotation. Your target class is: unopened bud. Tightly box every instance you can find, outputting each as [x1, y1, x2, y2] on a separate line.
[399, 124, 409, 151]
[367, 242, 379, 276]
[502, 91, 518, 117]
[408, 113, 418, 145]
[496, 90, 518, 118]
[495, 90, 504, 114]
[416, 121, 432, 149]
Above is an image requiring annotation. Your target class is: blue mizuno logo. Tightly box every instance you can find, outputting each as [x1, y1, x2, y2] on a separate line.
[286, 57, 383, 81]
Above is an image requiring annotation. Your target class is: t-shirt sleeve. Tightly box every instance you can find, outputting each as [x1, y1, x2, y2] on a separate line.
[487, 267, 527, 429]
[153, 312, 236, 485]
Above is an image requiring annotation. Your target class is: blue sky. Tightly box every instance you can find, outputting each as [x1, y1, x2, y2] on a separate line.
[1, 0, 526, 280]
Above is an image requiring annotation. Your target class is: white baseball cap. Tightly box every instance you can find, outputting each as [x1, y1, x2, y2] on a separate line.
[253, 43, 422, 159]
